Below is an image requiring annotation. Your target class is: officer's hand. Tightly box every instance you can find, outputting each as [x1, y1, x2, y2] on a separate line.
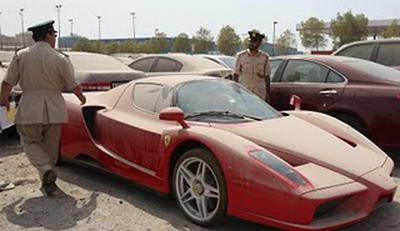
[79, 94, 86, 105]
[0, 96, 10, 111]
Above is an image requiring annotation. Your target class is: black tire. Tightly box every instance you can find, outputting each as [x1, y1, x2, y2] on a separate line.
[172, 148, 227, 226]
[334, 114, 367, 135]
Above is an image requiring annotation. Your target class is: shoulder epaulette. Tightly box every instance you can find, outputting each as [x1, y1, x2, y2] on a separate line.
[56, 49, 69, 58]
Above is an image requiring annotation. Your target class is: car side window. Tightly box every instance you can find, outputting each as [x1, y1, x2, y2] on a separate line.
[129, 58, 155, 72]
[154, 86, 173, 113]
[326, 70, 345, 83]
[132, 83, 163, 112]
[376, 43, 400, 67]
[270, 59, 282, 82]
[152, 58, 182, 72]
[281, 60, 329, 83]
[336, 44, 375, 60]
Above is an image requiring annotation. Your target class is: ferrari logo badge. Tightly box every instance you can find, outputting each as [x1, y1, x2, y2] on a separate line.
[164, 135, 171, 147]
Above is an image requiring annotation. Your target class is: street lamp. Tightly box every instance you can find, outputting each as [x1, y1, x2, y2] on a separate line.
[68, 18, 73, 36]
[130, 12, 136, 39]
[56, 4, 62, 49]
[272, 21, 278, 56]
[0, 12, 3, 50]
[97, 16, 101, 40]
[19, 8, 25, 47]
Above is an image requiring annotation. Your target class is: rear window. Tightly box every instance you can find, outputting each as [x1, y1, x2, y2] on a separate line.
[343, 60, 400, 82]
[376, 43, 400, 67]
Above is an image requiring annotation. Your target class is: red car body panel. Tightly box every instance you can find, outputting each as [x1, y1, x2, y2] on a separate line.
[61, 76, 397, 231]
[270, 55, 400, 149]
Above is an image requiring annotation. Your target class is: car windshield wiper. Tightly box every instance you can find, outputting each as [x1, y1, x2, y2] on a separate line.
[184, 110, 262, 121]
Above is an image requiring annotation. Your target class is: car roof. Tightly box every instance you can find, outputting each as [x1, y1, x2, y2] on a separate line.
[135, 53, 228, 71]
[333, 38, 400, 55]
[133, 75, 219, 87]
[66, 51, 135, 72]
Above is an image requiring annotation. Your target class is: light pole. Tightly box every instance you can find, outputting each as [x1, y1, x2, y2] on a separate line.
[130, 12, 136, 39]
[272, 21, 278, 56]
[68, 18, 73, 36]
[0, 12, 2, 50]
[56, 4, 62, 49]
[19, 8, 25, 47]
[97, 16, 101, 40]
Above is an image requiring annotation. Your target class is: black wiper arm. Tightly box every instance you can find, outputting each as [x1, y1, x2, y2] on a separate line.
[184, 110, 262, 121]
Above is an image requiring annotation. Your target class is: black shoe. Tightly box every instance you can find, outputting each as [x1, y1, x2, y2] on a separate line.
[41, 170, 58, 197]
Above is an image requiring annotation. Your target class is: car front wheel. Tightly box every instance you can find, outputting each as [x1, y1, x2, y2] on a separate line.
[172, 148, 227, 226]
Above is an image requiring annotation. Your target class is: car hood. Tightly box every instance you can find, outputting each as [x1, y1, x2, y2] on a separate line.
[210, 115, 386, 178]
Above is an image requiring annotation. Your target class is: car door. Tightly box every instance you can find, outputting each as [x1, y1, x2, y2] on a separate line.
[270, 59, 346, 111]
[96, 83, 173, 172]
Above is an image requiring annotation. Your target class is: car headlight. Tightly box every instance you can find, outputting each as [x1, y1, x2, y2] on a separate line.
[249, 150, 308, 186]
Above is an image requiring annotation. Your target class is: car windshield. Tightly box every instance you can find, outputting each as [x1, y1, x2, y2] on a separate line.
[219, 57, 235, 69]
[175, 79, 281, 122]
[343, 59, 400, 82]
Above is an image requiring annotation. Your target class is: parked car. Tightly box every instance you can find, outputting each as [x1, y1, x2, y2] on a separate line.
[269, 55, 400, 149]
[196, 54, 235, 69]
[61, 75, 396, 231]
[111, 53, 145, 66]
[66, 52, 145, 91]
[333, 38, 400, 70]
[0, 51, 14, 67]
[128, 54, 232, 78]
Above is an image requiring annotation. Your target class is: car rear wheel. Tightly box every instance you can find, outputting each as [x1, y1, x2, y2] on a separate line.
[334, 114, 367, 135]
[172, 148, 227, 226]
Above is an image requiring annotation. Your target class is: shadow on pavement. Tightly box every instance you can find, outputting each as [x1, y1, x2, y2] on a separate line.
[56, 162, 278, 231]
[1, 189, 98, 230]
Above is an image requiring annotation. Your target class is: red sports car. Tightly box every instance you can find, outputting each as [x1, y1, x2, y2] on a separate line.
[61, 76, 397, 231]
[269, 55, 400, 150]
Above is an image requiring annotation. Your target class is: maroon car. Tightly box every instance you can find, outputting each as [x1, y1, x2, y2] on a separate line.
[269, 55, 400, 149]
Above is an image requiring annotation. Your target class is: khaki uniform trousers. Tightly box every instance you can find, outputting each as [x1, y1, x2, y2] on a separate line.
[16, 124, 62, 182]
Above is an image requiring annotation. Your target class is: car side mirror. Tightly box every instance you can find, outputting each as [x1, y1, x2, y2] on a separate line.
[290, 95, 301, 111]
[159, 107, 190, 129]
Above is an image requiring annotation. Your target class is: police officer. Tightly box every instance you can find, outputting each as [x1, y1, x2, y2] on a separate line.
[234, 30, 270, 102]
[0, 20, 86, 196]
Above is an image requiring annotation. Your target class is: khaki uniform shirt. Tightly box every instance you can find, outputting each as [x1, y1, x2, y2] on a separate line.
[234, 49, 270, 99]
[4, 42, 78, 124]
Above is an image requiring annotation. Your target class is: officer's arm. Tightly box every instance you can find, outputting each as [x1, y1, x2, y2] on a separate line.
[61, 57, 86, 105]
[0, 81, 12, 110]
[72, 85, 86, 105]
[233, 54, 241, 82]
[264, 56, 271, 103]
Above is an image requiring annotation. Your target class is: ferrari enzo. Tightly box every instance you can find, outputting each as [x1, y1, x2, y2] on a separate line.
[61, 76, 397, 231]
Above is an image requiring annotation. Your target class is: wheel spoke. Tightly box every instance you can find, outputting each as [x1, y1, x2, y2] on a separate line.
[182, 194, 195, 204]
[179, 166, 195, 184]
[196, 197, 208, 219]
[204, 183, 219, 199]
[196, 161, 206, 180]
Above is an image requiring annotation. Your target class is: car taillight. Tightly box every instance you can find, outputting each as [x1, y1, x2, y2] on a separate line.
[81, 82, 112, 91]
[397, 93, 400, 100]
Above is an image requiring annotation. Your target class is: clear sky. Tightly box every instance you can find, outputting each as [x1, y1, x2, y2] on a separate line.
[1, 0, 400, 51]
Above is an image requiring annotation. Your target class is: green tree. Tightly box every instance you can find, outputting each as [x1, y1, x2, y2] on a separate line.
[217, 25, 241, 56]
[193, 27, 213, 54]
[171, 33, 192, 53]
[106, 41, 120, 54]
[72, 37, 92, 52]
[90, 40, 107, 53]
[383, 20, 400, 38]
[330, 11, 369, 48]
[275, 29, 297, 55]
[149, 31, 169, 53]
[299, 17, 327, 50]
